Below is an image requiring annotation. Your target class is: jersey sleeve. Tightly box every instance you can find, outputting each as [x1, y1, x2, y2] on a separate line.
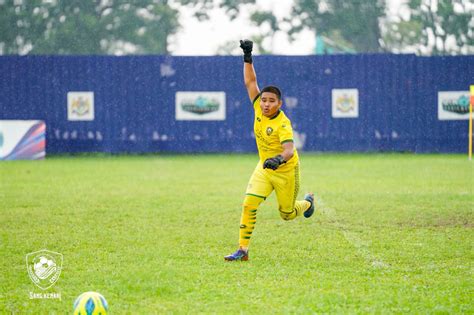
[279, 119, 294, 144]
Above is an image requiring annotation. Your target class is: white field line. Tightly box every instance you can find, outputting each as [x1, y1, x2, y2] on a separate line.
[315, 195, 389, 269]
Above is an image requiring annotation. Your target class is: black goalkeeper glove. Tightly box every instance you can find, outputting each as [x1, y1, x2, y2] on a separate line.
[239, 39, 253, 64]
[263, 155, 286, 170]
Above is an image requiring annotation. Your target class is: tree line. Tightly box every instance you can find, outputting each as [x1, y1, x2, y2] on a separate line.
[0, 0, 472, 55]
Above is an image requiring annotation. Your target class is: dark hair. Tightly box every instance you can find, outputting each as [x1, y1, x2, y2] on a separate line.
[261, 85, 282, 100]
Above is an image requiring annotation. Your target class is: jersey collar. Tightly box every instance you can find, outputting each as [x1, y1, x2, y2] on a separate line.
[268, 110, 281, 120]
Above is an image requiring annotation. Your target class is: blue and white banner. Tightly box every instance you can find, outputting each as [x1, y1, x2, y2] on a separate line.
[175, 92, 226, 121]
[67, 91, 95, 121]
[332, 89, 359, 118]
[438, 91, 470, 120]
[0, 120, 46, 160]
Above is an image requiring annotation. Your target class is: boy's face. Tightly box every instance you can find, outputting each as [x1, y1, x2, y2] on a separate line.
[260, 92, 282, 117]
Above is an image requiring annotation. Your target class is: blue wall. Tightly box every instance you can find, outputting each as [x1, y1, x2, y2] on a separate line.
[0, 54, 472, 153]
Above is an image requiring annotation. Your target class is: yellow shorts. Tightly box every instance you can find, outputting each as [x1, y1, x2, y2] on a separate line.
[245, 161, 300, 212]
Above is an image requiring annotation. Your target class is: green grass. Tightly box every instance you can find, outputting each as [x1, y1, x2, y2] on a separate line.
[0, 153, 472, 313]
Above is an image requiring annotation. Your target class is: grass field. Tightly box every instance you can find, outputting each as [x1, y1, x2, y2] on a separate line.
[0, 153, 472, 313]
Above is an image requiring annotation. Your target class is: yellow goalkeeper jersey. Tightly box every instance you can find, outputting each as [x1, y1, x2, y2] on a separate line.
[253, 95, 299, 171]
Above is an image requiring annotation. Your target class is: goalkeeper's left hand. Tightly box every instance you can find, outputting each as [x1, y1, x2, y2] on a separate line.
[239, 39, 253, 64]
[263, 155, 286, 170]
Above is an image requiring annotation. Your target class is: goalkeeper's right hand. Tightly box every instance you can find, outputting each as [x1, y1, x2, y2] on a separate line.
[239, 39, 253, 64]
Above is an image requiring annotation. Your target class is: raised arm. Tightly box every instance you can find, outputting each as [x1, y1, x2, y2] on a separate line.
[240, 40, 260, 102]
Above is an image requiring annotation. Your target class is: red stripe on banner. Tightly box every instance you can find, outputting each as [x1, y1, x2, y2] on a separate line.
[32, 139, 46, 153]
[8, 137, 45, 159]
[30, 123, 46, 137]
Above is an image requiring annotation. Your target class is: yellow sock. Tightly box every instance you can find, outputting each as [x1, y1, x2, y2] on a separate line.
[239, 195, 264, 249]
[294, 200, 311, 217]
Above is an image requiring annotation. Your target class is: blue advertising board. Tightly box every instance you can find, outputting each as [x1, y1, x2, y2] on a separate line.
[0, 54, 472, 153]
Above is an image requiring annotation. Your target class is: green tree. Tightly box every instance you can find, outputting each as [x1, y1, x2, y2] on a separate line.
[0, 0, 255, 55]
[182, 0, 255, 21]
[288, 0, 386, 53]
[385, 0, 473, 55]
[248, 11, 279, 54]
[0, 0, 179, 54]
[382, 19, 424, 54]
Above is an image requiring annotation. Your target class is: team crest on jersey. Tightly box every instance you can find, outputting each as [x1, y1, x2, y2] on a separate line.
[266, 127, 273, 136]
[257, 117, 261, 122]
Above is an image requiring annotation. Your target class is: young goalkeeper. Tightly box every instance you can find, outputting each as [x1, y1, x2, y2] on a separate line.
[224, 40, 315, 262]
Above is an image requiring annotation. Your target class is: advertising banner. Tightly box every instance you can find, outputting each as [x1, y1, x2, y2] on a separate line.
[438, 91, 470, 120]
[67, 92, 95, 121]
[0, 120, 46, 160]
[175, 92, 226, 121]
[332, 89, 359, 118]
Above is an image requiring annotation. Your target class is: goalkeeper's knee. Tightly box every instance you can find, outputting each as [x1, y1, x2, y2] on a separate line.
[279, 207, 297, 221]
[241, 195, 263, 220]
[243, 194, 263, 210]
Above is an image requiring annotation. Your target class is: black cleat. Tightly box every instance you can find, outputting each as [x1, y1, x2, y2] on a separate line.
[303, 193, 315, 218]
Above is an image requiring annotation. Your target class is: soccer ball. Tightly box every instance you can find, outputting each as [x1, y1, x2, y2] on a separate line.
[73, 291, 108, 315]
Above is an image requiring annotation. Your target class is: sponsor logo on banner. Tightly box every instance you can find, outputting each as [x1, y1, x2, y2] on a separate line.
[332, 89, 359, 118]
[176, 92, 226, 120]
[438, 91, 470, 120]
[68, 92, 94, 121]
[0, 120, 46, 160]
